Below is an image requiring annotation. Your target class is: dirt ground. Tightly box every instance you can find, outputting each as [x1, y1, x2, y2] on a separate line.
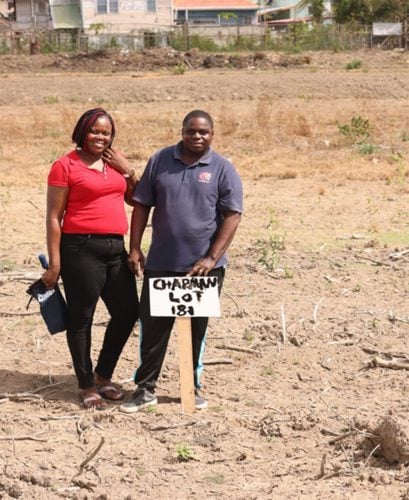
[2, 48, 409, 499]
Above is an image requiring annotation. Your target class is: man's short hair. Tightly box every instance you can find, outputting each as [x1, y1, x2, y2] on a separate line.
[182, 110, 214, 130]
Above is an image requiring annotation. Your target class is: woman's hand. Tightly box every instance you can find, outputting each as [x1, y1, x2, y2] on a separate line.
[102, 147, 131, 175]
[41, 267, 60, 289]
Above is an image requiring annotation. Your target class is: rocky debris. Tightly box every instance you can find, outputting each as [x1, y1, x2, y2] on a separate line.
[0, 47, 312, 74]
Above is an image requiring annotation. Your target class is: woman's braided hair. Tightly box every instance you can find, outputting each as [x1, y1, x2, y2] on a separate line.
[72, 108, 116, 150]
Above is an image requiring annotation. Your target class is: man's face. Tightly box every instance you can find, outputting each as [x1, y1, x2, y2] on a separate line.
[182, 117, 214, 156]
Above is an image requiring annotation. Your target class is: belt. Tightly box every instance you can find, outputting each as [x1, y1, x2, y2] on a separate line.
[63, 233, 124, 240]
[87, 234, 123, 239]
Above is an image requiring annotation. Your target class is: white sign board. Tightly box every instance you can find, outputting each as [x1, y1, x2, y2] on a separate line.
[149, 276, 221, 317]
[372, 23, 402, 36]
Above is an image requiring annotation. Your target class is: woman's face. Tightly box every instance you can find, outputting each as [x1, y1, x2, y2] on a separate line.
[85, 116, 112, 156]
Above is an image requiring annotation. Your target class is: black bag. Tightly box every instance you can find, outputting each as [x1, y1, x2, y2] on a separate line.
[26, 279, 68, 334]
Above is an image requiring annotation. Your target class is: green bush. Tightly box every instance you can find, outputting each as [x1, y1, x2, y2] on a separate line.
[338, 115, 371, 142]
[345, 59, 362, 70]
[170, 33, 219, 51]
[172, 63, 187, 74]
[358, 143, 378, 155]
[0, 40, 10, 55]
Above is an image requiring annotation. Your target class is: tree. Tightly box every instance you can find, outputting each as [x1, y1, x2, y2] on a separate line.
[333, 0, 409, 24]
[220, 12, 239, 25]
[297, 0, 326, 23]
[332, 0, 370, 23]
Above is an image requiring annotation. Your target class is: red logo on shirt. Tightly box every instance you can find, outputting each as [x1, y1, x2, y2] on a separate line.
[198, 171, 212, 183]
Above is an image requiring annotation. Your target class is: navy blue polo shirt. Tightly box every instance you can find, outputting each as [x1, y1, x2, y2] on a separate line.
[133, 142, 243, 272]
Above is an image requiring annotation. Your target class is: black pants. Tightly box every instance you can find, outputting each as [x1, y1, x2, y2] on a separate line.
[134, 267, 225, 392]
[61, 234, 138, 390]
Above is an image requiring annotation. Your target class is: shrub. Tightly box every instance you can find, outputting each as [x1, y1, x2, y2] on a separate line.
[345, 59, 362, 70]
[338, 115, 371, 143]
[358, 143, 378, 155]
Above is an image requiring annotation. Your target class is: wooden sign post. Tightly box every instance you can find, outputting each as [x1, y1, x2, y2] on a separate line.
[149, 276, 221, 414]
[176, 317, 195, 414]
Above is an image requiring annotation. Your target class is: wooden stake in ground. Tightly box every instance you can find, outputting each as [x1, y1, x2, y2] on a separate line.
[150, 275, 220, 415]
[176, 317, 195, 415]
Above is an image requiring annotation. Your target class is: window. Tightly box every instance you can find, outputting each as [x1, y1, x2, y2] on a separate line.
[36, 0, 48, 15]
[97, 0, 118, 14]
[147, 0, 156, 13]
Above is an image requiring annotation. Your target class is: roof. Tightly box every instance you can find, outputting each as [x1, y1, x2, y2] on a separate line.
[258, 4, 297, 15]
[267, 16, 310, 24]
[173, 0, 258, 10]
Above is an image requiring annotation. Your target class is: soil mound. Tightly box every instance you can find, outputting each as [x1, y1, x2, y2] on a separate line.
[0, 47, 313, 73]
[372, 413, 409, 464]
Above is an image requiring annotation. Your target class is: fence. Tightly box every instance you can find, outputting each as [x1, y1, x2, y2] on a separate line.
[0, 23, 392, 55]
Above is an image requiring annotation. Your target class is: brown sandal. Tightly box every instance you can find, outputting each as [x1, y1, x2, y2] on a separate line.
[81, 392, 108, 410]
[97, 384, 124, 401]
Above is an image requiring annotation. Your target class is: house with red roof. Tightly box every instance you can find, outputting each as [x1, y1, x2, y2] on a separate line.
[4, 0, 262, 42]
[4, 0, 177, 33]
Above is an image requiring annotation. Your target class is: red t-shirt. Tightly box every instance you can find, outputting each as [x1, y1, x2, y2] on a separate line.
[48, 150, 128, 235]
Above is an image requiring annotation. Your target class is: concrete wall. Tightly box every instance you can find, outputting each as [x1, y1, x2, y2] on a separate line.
[82, 0, 173, 33]
[176, 23, 265, 37]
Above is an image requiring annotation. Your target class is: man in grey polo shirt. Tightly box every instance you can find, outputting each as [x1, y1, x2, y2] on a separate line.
[120, 109, 243, 413]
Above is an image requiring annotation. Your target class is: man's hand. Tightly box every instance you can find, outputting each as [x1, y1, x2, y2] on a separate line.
[127, 248, 145, 277]
[186, 256, 216, 277]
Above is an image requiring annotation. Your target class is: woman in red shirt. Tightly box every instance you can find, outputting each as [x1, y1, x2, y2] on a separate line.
[42, 108, 139, 409]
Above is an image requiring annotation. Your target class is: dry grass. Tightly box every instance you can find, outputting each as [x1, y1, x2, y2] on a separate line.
[4, 60, 409, 499]
[217, 104, 240, 136]
[1, 76, 409, 188]
[255, 95, 273, 131]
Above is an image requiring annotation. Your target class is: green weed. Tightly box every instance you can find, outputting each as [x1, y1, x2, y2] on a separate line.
[89, 23, 105, 35]
[175, 444, 194, 462]
[358, 143, 378, 155]
[256, 234, 285, 271]
[170, 33, 218, 51]
[110, 36, 119, 48]
[255, 209, 285, 271]
[338, 115, 371, 143]
[173, 63, 187, 75]
[345, 59, 362, 70]
[43, 96, 59, 104]
[145, 405, 157, 413]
